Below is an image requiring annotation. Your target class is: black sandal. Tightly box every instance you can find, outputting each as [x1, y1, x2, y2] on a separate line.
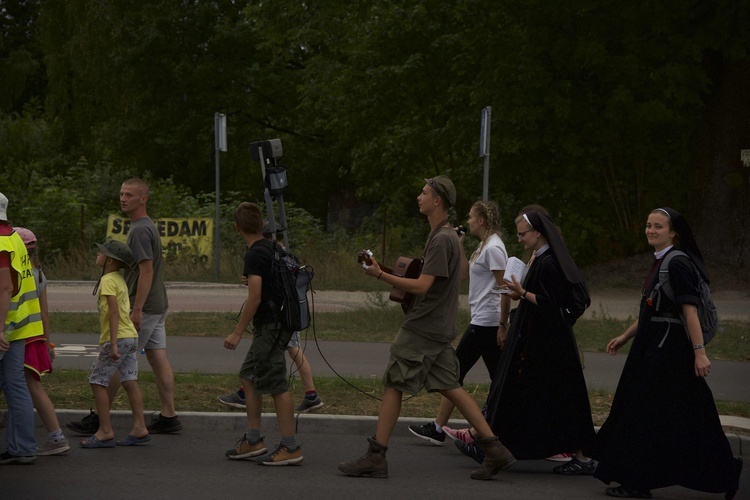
[605, 486, 653, 499]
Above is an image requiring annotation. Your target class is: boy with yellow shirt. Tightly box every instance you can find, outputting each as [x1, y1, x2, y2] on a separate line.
[80, 240, 150, 448]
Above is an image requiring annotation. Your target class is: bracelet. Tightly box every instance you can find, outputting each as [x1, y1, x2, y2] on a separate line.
[693, 344, 705, 350]
[377, 271, 383, 280]
[521, 290, 528, 300]
[499, 322, 508, 328]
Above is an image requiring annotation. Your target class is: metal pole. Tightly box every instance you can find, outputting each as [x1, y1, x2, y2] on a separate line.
[481, 106, 491, 201]
[214, 113, 226, 278]
[257, 147, 278, 240]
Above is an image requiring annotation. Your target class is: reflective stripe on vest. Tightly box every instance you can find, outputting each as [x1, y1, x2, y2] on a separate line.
[0, 232, 44, 341]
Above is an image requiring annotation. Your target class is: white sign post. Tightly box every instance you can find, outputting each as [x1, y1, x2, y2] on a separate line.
[214, 113, 227, 277]
[479, 106, 491, 201]
[741, 149, 750, 168]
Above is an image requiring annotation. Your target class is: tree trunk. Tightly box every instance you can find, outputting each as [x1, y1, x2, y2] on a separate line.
[692, 59, 750, 270]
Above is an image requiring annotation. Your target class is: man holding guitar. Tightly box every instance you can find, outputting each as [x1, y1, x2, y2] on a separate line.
[338, 176, 516, 481]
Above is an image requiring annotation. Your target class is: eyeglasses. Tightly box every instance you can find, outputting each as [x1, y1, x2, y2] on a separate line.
[516, 229, 534, 239]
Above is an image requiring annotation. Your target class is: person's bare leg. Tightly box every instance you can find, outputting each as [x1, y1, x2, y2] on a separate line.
[90, 385, 114, 442]
[145, 348, 176, 417]
[287, 346, 315, 392]
[374, 386, 403, 446]
[441, 387, 493, 438]
[122, 380, 148, 438]
[242, 378, 262, 430]
[271, 391, 295, 437]
[435, 396, 456, 427]
[24, 369, 61, 433]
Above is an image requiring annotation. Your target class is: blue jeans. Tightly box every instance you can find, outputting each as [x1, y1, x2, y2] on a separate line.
[0, 339, 36, 456]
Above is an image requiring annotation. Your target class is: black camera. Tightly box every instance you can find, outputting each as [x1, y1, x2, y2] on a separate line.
[250, 139, 283, 162]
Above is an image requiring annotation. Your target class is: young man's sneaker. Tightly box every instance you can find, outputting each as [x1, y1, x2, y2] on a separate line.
[147, 414, 183, 434]
[218, 390, 246, 409]
[37, 438, 71, 456]
[552, 456, 597, 475]
[65, 410, 99, 434]
[257, 443, 303, 466]
[225, 435, 267, 460]
[408, 421, 445, 445]
[295, 396, 323, 413]
[0, 451, 36, 465]
[443, 426, 474, 444]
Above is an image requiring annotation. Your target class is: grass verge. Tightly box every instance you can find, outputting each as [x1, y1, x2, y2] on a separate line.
[4, 371, 747, 436]
[49, 310, 750, 362]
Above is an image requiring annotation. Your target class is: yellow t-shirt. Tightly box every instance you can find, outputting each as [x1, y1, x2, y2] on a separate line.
[97, 271, 138, 345]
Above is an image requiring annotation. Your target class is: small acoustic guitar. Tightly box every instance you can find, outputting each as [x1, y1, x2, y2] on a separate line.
[357, 250, 423, 313]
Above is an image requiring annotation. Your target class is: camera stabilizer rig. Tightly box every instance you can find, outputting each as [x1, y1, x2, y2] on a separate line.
[250, 139, 292, 250]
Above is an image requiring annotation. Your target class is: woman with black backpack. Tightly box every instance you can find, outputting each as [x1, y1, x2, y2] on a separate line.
[592, 207, 743, 499]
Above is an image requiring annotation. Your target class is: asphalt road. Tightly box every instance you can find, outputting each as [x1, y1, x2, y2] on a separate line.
[1, 414, 746, 500]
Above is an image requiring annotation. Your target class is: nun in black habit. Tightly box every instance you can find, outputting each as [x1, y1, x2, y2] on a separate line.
[591, 207, 742, 499]
[485, 210, 597, 473]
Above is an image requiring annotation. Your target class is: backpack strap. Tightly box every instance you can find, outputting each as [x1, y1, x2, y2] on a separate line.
[649, 249, 703, 346]
[648, 249, 688, 313]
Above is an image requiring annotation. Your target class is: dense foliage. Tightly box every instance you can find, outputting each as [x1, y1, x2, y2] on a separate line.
[1, 0, 749, 267]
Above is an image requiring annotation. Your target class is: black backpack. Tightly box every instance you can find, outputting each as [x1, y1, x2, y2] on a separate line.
[563, 281, 591, 327]
[264, 241, 313, 331]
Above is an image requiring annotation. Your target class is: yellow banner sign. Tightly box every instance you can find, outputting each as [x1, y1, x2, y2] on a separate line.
[107, 215, 213, 263]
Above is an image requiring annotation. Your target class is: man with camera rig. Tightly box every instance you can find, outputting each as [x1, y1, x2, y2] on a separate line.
[338, 175, 516, 480]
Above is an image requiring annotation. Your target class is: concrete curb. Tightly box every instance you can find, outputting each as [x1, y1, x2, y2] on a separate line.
[52, 409, 749, 457]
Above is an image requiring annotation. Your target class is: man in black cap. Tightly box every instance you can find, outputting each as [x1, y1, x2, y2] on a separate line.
[338, 175, 516, 481]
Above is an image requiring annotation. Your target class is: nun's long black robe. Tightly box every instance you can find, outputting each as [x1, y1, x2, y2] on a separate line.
[485, 251, 596, 459]
[591, 251, 742, 494]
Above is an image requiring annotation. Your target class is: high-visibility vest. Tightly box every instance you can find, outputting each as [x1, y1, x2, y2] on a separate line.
[0, 231, 43, 341]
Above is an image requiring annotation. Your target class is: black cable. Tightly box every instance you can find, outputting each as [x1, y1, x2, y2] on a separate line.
[299, 268, 417, 403]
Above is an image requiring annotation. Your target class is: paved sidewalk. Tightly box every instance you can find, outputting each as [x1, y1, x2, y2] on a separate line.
[46, 280, 750, 320]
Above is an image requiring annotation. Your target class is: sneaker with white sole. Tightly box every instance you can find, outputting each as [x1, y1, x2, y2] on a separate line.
[455, 439, 485, 464]
[37, 438, 71, 456]
[552, 456, 597, 475]
[0, 451, 36, 465]
[295, 396, 323, 413]
[408, 421, 445, 445]
[225, 435, 267, 460]
[443, 426, 474, 444]
[218, 390, 246, 409]
[258, 443, 303, 466]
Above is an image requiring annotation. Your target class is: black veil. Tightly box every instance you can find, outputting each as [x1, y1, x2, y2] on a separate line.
[654, 207, 709, 284]
[525, 211, 585, 284]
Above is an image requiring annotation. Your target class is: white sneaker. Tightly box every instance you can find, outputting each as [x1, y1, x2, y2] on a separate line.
[37, 438, 71, 456]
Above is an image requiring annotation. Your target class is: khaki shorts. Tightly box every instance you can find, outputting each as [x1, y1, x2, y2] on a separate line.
[382, 328, 461, 395]
[138, 310, 168, 351]
[239, 323, 294, 395]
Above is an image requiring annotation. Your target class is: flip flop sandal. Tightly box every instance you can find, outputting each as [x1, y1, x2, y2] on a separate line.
[80, 435, 116, 448]
[116, 434, 152, 446]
